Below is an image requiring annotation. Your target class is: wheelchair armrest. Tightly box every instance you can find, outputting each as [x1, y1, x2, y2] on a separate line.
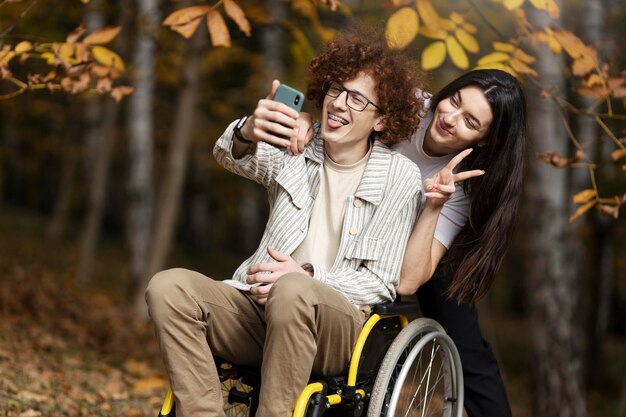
[372, 300, 419, 315]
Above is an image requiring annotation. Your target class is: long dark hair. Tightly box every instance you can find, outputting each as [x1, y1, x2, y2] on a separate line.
[431, 69, 527, 303]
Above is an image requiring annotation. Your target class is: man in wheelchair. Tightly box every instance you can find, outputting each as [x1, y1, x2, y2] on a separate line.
[146, 27, 425, 417]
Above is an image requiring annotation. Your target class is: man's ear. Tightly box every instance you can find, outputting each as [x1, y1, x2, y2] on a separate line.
[373, 116, 386, 132]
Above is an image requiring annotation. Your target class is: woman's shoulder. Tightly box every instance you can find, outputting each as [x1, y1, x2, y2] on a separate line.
[386, 146, 422, 182]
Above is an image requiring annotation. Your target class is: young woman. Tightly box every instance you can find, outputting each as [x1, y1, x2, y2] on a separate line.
[395, 69, 527, 417]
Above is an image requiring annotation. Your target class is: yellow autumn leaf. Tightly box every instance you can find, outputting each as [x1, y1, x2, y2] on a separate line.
[572, 55, 598, 77]
[455, 28, 478, 53]
[110, 85, 134, 102]
[510, 58, 538, 76]
[529, 0, 547, 8]
[439, 18, 455, 31]
[449, 11, 464, 25]
[493, 41, 515, 52]
[58, 43, 74, 61]
[385, 7, 419, 50]
[419, 25, 447, 40]
[572, 188, 596, 204]
[462, 22, 478, 34]
[0, 50, 15, 66]
[207, 10, 231, 47]
[512, 48, 535, 63]
[91, 45, 124, 71]
[546, 0, 560, 18]
[170, 18, 203, 39]
[568, 200, 596, 222]
[477, 52, 510, 66]
[83, 26, 122, 45]
[503, 0, 525, 10]
[537, 30, 561, 54]
[40, 52, 55, 65]
[552, 29, 586, 59]
[224, 0, 251, 36]
[163, 6, 210, 26]
[15, 41, 33, 54]
[416, 0, 440, 32]
[75, 43, 87, 62]
[421, 41, 446, 70]
[445, 35, 468, 69]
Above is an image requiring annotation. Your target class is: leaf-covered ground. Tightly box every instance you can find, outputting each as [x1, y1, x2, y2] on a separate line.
[0, 271, 167, 417]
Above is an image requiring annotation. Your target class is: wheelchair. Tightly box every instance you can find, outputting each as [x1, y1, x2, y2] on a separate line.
[157, 299, 464, 417]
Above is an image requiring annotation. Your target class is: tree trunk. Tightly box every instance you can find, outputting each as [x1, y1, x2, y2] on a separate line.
[524, 3, 586, 417]
[75, 0, 127, 283]
[576, 0, 613, 386]
[76, 98, 118, 283]
[134, 31, 206, 315]
[47, 104, 78, 241]
[126, 0, 159, 300]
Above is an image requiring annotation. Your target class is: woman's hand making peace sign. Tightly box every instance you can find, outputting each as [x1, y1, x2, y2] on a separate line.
[423, 148, 484, 208]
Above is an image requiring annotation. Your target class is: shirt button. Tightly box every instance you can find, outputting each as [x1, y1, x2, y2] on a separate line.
[354, 199, 363, 208]
[349, 227, 358, 236]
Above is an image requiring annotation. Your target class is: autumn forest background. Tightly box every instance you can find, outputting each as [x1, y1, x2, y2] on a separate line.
[1, 0, 625, 416]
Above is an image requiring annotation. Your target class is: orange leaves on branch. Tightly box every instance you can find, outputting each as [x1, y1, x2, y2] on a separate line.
[570, 192, 625, 222]
[207, 10, 231, 47]
[163, 1, 252, 43]
[537, 149, 585, 168]
[0, 24, 130, 101]
[551, 29, 597, 76]
[569, 200, 596, 222]
[163, 6, 210, 38]
[224, 0, 251, 36]
[83, 26, 122, 45]
[572, 188, 596, 204]
[385, 7, 419, 50]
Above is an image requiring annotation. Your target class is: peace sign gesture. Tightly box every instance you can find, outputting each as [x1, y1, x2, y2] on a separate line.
[423, 148, 485, 208]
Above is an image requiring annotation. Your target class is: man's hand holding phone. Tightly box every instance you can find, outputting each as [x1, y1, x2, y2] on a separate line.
[239, 80, 312, 155]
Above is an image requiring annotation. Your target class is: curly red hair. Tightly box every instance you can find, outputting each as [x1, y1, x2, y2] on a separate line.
[306, 26, 425, 145]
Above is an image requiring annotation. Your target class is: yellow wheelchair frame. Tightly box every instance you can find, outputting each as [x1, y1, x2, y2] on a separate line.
[158, 301, 464, 417]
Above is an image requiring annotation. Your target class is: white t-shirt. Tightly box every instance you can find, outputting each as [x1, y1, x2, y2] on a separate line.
[392, 104, 470, 249]
[291, 148, 370, 270]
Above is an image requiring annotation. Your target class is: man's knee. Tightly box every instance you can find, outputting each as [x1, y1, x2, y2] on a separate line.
[145, 268, 196, 322]
[266, 273, 316, 319]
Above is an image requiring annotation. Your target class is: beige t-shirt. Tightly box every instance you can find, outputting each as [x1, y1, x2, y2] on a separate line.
[291, 148, 371, 271]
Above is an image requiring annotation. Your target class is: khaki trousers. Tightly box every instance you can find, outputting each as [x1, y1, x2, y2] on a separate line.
[145, 269, 367, 417]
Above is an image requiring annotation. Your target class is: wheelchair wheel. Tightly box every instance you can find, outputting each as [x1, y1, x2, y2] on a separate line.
[222, 378, 254, 417]
[367, 318, 463, 417]
[220, 363, 257, 417]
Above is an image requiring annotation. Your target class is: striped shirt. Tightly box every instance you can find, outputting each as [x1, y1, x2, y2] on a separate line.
[213, 120, 423, 308]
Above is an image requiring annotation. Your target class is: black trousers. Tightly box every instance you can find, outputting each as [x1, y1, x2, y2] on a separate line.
[416, 264, 513, 417]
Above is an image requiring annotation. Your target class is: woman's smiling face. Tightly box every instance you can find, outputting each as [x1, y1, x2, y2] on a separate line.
[424, 86, 493, 157]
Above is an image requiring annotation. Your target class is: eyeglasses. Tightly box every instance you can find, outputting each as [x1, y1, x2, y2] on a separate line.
[322, 81, 385, 114]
